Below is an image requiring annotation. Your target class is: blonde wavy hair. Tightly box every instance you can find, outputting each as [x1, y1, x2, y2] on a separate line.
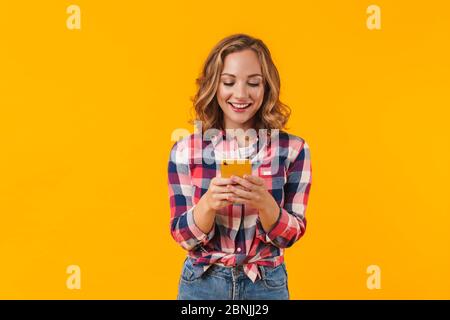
[189, 33, 291, 133]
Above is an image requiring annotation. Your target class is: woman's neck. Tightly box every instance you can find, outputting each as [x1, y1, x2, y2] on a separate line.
[221, 118, 259, 148]
[236, 135, 251, 148]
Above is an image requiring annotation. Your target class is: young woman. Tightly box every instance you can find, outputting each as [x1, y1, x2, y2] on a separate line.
[168, 34, 312, 300]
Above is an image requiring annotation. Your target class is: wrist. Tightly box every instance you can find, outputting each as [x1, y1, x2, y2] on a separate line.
[200, 191, 215, 215]
[259, 198, 279, 216]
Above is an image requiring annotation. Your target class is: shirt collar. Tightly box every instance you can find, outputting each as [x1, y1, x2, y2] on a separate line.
[210, 129, 261, 147]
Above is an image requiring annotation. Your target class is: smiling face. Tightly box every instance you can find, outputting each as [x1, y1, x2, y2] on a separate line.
[216, 49, 265, 131]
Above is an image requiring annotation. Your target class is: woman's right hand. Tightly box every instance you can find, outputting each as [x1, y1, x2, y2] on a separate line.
[192, 177, 249, 235]
[204, 177, 247, 211]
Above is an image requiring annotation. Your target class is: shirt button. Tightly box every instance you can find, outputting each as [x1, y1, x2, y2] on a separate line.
[237, 248, 241, 253]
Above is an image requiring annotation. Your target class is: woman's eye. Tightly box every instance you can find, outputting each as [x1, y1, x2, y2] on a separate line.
[223, 82, 260, 87]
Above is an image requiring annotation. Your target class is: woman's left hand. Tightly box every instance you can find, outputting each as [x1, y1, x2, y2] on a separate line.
[227, 174, 278, 212]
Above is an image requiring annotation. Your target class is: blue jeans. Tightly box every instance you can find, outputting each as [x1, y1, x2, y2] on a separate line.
[177, 257, 289, 300]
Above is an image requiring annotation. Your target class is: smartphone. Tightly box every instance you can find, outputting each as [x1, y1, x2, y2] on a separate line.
[220, 159, 252, 179]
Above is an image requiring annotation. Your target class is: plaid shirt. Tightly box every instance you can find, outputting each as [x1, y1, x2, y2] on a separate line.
[167, 129, 312, 283]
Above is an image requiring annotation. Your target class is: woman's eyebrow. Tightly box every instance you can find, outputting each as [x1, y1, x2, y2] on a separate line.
[221, 73, 263, 78]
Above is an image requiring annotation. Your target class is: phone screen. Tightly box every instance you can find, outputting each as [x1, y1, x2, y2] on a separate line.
[220, 159, 252, 178]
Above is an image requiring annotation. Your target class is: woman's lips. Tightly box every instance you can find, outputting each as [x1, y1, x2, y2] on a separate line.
[228, 102, 252, 113]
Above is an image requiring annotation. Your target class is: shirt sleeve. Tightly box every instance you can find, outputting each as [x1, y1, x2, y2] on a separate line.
[167, 139, 215, 251]
[256, 140, 312, 248]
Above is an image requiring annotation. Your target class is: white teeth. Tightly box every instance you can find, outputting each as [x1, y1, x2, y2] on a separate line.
[230, 103, 251, 109]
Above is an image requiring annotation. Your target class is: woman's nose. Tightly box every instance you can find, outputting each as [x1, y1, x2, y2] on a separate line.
[234, 82, 249, 98]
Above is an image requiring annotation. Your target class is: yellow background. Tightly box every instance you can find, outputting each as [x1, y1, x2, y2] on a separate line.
[1, 0, 449, 299]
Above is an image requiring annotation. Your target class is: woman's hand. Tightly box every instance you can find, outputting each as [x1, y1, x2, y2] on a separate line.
[204, 177, 248, 211]
[226, 175, 279, 212]
[226, 174, 281, 232]
[193, 177, 244, 234]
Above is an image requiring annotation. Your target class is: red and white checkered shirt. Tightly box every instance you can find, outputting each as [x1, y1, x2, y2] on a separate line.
[168, 129, 312, 282]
